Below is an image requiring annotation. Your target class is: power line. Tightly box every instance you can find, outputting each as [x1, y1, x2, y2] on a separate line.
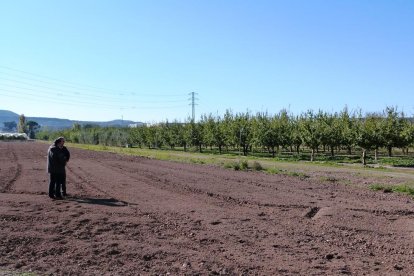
[0, 65, 184, 98]
[0, 65, 197, 120]
[0, 89, 188, 110]
[0, 88, 135, 109]
[0, 80, 187, 104]
[0, 66, 190, 111]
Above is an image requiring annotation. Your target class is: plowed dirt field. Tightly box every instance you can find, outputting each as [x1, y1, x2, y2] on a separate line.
[1, 141, 414, 275]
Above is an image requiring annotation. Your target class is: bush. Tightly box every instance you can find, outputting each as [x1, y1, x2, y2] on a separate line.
[233, 162, 241, 171]
[223, 160, 249, 171]
[240, 160, 249, 171]
[392, 185, 414, 196]
[369, 184, 414, 195]
[266, 167, 281, 174]
[252, 161, 263, 171]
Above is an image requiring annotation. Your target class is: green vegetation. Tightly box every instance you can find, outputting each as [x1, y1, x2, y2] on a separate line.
[265, 167, 283, 175]
[286, 171, 310, 179]
[3, 114, 40, 139]
[251, 161, 264, 171]
[377, 157, 414, 168]
[18, 114, 27, 133]
[41, 140, 414, 200]
[369, 183, 414, 196]
[2, 120, 17, 131]
[263, 166, 309, 179]
[35, 106, 414, 166]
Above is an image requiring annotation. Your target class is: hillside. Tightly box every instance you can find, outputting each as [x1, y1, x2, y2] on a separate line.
[0, 110, 144, 131]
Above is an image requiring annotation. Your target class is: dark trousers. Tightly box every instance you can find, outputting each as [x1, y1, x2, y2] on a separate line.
[61, 173, 67, 195]
[49, 173, 65, 197]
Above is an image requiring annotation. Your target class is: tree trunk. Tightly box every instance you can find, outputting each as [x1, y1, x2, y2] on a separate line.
[374, 148, 378, 162]
[311, 148, 315, 162]
[362, 149, 367, 165]
[387, 146, 392, 157]
[347, 146, 352, 155]
[331, 147, 335, 157]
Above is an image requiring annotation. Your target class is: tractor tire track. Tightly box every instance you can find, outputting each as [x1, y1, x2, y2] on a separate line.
[92, 159, 314, 214]
[66, 165, 112, 198]
[0, 145, 22, 193]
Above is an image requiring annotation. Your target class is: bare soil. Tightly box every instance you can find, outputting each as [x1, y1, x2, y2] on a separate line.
[1, 141, 414, 275]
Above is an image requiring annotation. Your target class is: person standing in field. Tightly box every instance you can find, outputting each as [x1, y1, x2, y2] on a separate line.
[47, 137, 70, 199]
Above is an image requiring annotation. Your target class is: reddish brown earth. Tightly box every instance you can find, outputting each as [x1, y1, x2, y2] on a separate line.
[1, 141, 414, 275]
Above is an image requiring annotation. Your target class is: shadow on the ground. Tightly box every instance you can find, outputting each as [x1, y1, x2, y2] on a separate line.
[67, 197, 129, 207]
[394, 164, 414, 168]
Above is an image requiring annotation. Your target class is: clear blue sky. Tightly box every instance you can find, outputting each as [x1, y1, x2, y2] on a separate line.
[1, 0, 413, 123]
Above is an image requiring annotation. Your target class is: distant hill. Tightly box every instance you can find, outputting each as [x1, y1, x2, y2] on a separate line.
[0, 110, 144, 131]
[0, 110, 19, 122]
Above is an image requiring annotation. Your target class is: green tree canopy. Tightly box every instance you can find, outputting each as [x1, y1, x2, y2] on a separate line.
[3, 121, 17, 132]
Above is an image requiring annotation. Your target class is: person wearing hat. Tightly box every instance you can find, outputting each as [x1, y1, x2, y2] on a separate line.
[47, 137, 70, 199]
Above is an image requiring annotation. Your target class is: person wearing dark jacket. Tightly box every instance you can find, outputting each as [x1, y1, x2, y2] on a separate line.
[47, 137, 70, 199]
